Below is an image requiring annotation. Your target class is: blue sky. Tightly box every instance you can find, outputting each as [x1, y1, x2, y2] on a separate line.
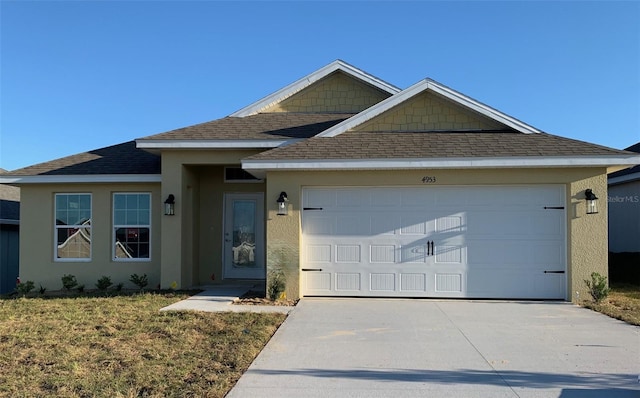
[1, 1, 639, 171]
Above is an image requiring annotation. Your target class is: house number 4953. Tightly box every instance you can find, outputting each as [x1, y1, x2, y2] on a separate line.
[421, 176, 437, 183]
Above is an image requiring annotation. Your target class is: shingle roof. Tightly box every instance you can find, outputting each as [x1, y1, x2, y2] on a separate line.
[139, 113, 355, 141]
[246, 131, 632, 161]
[609, 142, 640, 179]
[8, 141, 160, 176]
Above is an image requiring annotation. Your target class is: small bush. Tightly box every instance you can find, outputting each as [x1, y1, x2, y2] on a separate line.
[95, 276, 113, 291]
[115, 282, 124, 292]
[16, 281, 35, 296]
[61, 274, 78, 291]
[267, 269, 286, 300]
[39, 285, 46, 295]
[585, 272, 610, 303]
[130, 274, 148, 290]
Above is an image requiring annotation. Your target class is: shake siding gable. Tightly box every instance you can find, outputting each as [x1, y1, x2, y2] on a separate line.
[264, 72, 393, 114]
[352, 90, 506, 132]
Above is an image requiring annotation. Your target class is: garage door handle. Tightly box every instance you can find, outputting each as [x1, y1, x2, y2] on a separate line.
[544, 270, 565, 274]
[302, 268, 323, 272]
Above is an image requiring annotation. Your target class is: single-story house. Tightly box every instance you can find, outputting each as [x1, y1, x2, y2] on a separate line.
[608, 142, 640, 254]
[2, 60, 639, 301]
[0, 171, 20, 294]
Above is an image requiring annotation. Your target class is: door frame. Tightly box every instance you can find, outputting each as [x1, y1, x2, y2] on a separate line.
[222, 192, 265, 279]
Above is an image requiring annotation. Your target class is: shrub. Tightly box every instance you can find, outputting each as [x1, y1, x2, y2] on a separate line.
[16, 281, 35, 296]
[77, 284, 85, 293]
[61, 274, 78, 291]
[267, 268, 286, 300]
[95, 276, 113, 291]
[39, 285, 46, 295]
[130, 274, 148, 290]
[115, 282, 124, 292]
[585, 272, 610, 303]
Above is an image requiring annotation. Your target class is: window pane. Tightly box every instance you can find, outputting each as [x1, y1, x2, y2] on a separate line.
[114, 210, 126, 225]
[114, 227, 149, 259]
[138, 195, 150, 210]
[57, 227, 91, 259]
[114, 194, 126, 210]
[55, 194, 91, 260]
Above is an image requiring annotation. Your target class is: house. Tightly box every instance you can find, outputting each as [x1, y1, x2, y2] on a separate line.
[608, 142, 640, 254]
[0, 170, 20, 294]
[2, 60, 639, 301]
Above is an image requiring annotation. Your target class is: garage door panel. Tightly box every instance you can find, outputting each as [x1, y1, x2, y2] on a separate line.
[370, 244, 396, 263]
[371, 215, 398, 235]
[371, 273, 396, 291]
[336, 244, 361, 263]
[400, 243, 428, 263]
[400, 273, 427, 291]
[336, 273, 361, 291]
[305, 272, 332, 291]
[301, 186, 566, 299]
[306, 244, 332, 262]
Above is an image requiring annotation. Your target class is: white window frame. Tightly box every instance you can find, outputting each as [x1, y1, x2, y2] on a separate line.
[54, 193, 92, 262]
[112, 192, 152, 262]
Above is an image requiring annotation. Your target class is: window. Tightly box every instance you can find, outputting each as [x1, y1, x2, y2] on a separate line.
[55, 193, 92, 261]
[113, 193, 151, 261]
[224, 167, 263, 183]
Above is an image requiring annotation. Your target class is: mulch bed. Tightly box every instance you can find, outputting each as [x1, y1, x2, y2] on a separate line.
[233, 290, 298, 306]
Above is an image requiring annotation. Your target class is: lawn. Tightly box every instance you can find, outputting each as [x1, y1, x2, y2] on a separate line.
[0, 292, 286, 398]
[583, 285, 640, 326]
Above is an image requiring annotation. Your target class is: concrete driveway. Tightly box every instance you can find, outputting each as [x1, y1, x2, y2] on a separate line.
[227, 299, 639, 398]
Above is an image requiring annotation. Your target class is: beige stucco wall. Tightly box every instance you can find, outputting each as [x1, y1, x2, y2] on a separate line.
[265, 167, 608, 301]
[160, 150, 265, 288]
[19, 183, 161, 291]
[264, 72, 392, 114]
[353, 91, 505, 132]
[608, 180, 640, 253]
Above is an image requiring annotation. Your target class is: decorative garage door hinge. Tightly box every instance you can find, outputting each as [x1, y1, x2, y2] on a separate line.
[301, 268, 323, 272]
[303, 207, 323, 211]
[544, 270, 565, 274]
[543, 206, 565, 209]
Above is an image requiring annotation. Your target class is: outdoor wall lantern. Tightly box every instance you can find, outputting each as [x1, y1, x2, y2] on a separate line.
[585, 189, 598, 214]
[164, 194, 175, 216]
[277, 191, 289, 216]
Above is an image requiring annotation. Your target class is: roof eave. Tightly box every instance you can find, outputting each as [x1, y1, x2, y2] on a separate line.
[0, 174, 162, 184]
[229, 60, 401, 117]
[136, 139, 302, 149]
[243, 155, 640, 173]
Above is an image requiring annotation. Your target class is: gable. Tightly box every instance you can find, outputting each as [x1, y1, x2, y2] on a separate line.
[352, 90, 507, 132]
[260, 71, 393, 114]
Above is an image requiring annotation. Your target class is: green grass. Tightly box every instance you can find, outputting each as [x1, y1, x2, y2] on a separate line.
[583, 285, 640, 326]
[0, 292, 286, 398]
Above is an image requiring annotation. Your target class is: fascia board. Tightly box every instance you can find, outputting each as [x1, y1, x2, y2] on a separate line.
[317, 79, 542, 138]
[136, 139, 300, 149]
[0, 175, 162, 184]
[243, 155, 640, 171]
[230, 60, 400, 117]
[608, 172, 640, 186]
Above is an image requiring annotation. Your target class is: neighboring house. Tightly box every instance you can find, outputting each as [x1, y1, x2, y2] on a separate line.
[0, 169, 20, 294]
[1, 60, 639, 301]
[608, 142, 640, 253]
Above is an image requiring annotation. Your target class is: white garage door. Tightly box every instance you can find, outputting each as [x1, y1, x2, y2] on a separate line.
[301, 186, 566, 299]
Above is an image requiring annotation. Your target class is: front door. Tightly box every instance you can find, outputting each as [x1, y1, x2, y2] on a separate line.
[223, 193, 265, 279]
